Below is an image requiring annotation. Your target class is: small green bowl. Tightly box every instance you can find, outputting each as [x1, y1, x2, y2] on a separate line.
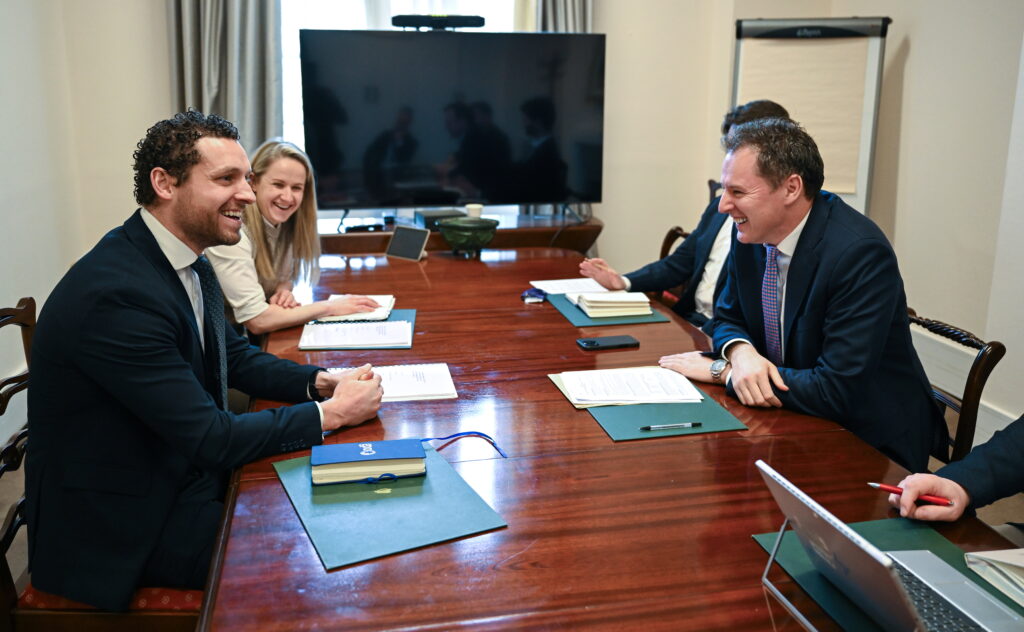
[438, 217, 500, 258]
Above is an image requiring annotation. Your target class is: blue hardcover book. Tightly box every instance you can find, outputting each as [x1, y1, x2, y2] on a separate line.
[310, 438, 426, 485]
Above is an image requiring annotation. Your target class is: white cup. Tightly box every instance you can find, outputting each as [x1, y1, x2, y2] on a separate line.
[466, 204, 483, 218]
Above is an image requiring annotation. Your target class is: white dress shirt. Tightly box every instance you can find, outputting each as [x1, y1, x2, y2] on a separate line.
[140, 208, 204, 346]
[693, 217, 734, 319]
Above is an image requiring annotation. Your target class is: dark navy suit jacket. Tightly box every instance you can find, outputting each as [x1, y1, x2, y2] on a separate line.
[938, 415, 1024, 508]
[26, 210, 325, 610]
[626, 198, 729, 327]
[706, 192, 946, 471]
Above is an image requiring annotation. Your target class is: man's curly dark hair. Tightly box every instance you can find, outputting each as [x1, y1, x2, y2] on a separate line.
[132, 109, 240, 206]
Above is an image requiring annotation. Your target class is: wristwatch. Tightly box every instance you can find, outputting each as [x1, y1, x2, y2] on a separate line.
[710, 359, 730, 384]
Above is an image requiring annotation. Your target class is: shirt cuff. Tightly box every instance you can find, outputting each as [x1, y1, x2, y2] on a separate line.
[314, 401, 326, 432]
[721, 338, 752, 361]
[621, 275, 631, 291]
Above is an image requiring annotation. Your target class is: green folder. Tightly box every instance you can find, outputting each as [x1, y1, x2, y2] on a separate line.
[752, 518, 1024, 631]
[547, 293, 670, 327]
[274, 446, 506, 570]
[588, 392, 747, 441]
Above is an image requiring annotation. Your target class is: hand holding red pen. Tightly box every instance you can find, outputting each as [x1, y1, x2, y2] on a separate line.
[878, 474, 970, 522]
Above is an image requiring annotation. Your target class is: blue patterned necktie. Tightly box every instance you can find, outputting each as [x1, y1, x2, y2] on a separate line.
[762, 245, 783, 366]
[191, 255, 228, 410]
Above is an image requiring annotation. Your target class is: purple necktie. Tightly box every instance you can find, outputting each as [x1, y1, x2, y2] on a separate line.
[762, 245, 783, 366]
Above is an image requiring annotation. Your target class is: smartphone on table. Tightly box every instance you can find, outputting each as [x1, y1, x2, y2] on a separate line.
[576, 335, 640, 350]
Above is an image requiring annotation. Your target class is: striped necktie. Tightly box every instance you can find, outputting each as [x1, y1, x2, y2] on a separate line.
[762, 245, 783, 366]
[191, 255, 228, 410]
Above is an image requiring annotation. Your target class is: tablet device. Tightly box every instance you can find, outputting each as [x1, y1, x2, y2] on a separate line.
[385, 226, 430, 261]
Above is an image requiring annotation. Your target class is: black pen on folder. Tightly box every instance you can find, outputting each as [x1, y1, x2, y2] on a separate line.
[640, 422, 702, 431]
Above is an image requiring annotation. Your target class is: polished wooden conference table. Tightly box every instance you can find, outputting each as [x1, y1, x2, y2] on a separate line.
[199, 248, 1010, 631]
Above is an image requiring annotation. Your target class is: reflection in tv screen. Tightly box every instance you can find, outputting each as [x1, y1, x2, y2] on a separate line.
[300, 30, 605, 209]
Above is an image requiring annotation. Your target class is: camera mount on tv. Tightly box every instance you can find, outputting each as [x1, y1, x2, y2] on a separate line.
[391, 15, 485, 31]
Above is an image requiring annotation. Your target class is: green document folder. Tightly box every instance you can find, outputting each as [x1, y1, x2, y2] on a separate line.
[274, 446, 506, 570]
[588, 392, 747, 441]
[752, 518, 1024, 631]
[547, 293, 670, 327]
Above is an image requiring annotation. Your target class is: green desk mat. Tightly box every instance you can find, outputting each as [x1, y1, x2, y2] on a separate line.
[547, 293, 670, 327]
[274, 446, 506, 570]
[753, 518, 1024, 630]
[588, 393, 746, 441]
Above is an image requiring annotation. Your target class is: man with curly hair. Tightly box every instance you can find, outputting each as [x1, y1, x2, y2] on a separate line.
[25, 110, 383, 610]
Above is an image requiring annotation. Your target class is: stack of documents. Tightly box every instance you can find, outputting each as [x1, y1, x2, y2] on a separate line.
[329, 363, 458, 402]
[966, 548, 1024, 607]
[316, 295, 395, 322]
[529, 277, 608, 294]
[549, 366, 704, 408]
[299, 320, 412, 350]
[567, 292, 652, 318]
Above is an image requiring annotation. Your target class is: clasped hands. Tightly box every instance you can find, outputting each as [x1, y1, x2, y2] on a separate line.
[317, 364, 384, 431]
[659, 342, 789, 408]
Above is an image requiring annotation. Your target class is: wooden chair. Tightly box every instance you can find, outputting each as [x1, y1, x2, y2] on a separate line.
[650, 227, 690, 308]
[648, 180, 723, 309]
[0, 298, 201, 631]
[707, 179, 722, 203]
[908, 309, 1006, 464]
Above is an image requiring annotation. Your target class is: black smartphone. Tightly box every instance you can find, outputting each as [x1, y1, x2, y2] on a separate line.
[576, 335, 640, 350]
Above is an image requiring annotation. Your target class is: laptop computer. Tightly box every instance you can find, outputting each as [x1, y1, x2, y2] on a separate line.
[755, 459, 1022, 631]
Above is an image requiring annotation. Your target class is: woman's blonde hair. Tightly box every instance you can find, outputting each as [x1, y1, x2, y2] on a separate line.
[244, 139, 320, 288]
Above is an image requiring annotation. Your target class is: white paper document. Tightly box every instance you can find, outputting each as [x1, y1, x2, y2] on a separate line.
[529, 278, 608, 295]
[298, 320, 412, 350]
[965, 548, 1024, 608]
[316, 295, 395, 322]
[329, 363, 457, 402]
[555, 366, 704, 406]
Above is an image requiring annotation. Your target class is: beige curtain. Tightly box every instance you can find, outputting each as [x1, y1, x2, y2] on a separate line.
[169, 0, 283, 152]
[537, 0, 592, 33]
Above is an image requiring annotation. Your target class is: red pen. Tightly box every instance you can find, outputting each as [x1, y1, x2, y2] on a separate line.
[868, 482, 954, 507]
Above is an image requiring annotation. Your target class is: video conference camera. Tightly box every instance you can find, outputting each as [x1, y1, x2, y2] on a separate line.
[391, 15, 485, 30]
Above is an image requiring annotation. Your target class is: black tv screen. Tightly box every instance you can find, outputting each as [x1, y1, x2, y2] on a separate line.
[299, 29, 605, 209]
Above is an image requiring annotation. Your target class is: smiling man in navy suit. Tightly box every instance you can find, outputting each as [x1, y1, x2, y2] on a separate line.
[660, 118, 945, 471]
[26, 110, 383, 611]
[580, 100, 790, 328]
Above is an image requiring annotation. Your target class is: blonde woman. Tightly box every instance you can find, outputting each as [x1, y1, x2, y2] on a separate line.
[207, 140, 378, 334]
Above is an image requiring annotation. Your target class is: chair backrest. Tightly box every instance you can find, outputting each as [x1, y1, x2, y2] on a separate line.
[0, 298, 34, 628]
[0, 298, 34, 416]
[707, 179, 722, 204]
[651, 227, 691, 309]
[659, 226, 689, 260]
[908, 309, 1006, 464]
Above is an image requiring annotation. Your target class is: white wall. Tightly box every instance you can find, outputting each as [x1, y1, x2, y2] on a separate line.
[982, 33, 1024, 436]
[1, 0, 76, 442]
[0, 0, 175, 442]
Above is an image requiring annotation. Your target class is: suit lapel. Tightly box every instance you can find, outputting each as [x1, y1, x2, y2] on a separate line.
[123, 210, 204, 344]
[782, 197, 828, 348]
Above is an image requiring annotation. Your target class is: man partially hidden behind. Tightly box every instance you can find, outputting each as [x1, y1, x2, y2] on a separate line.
[26, 111, 383, 610]
[661, 118, 946, 471]
[580, 100, 790, 328]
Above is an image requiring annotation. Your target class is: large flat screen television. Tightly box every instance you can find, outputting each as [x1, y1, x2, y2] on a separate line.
[299, 29, 605, 209]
